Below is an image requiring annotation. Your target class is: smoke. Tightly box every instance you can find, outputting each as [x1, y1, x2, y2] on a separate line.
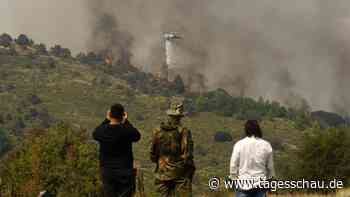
[3, 0, 350, 114]
[87, 1, 133, 65]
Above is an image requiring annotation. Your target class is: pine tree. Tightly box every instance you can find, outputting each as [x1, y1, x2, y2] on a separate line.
[173, 75, 185, 94]
[0, 33, 13, 47]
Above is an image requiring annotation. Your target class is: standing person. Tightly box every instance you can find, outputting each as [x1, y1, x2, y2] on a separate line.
[93, 104, 141, 197]
[150, 100, 195, 197]
[230, 120, 275, 197]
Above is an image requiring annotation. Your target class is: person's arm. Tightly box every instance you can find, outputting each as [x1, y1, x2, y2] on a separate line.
[100, 118, 110, 125]
[150, 129, 160, 163]
[122, 120, 141, 142]
[92, 119, 110, 142]
[266, 145, 275, 179]
[229, 142, 240, 179]
[181, 128, 194, 165]
[181, 128, 196, 180]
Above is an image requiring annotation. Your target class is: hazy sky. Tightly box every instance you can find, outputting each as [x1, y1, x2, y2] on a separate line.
[1, 0, 90, 53]
[2, 0, 350, 114]
[0, 1, 13, 33]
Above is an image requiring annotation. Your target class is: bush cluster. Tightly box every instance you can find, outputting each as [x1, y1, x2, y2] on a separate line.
[0, 125, 101, 197]
[186, 89, 311, 127]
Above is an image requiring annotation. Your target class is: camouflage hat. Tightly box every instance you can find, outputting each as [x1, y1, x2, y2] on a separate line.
[166, 99, 185, 117]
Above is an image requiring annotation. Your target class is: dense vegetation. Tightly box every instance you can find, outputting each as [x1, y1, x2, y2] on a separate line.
[295, 127, 350, 186]
[187, 89, 310, 122]
[0, 128, 11, 157]
[0, 33, 349, 196]
[1, 124, 348, 196]
[0, 125, 100, 196]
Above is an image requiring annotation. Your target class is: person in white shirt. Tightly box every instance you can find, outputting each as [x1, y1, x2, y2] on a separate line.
[230, 120, 275, 197]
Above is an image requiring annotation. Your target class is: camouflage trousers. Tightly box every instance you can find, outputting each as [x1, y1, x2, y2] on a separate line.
[155, 178, 192, 197]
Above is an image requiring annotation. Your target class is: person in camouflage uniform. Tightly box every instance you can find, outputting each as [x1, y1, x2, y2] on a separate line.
[150, 100, 195, 197]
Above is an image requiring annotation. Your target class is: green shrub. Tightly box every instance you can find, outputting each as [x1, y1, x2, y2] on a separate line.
[0, 125, 101, 196]
[0, 128, 11, 156]
[16, 34, 31, 46]
[173, 75, 186, 94]
[295, 127, 350, 188]
[0, 33, 13, 48]
[189, 89, 306, 122]
[49, 45, 71, 58]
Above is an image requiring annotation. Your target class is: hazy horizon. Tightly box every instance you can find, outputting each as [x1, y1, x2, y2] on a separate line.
[2, 0, 350, 114]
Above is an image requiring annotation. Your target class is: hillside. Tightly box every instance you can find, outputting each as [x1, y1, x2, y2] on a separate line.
[0, 34, 349, 196]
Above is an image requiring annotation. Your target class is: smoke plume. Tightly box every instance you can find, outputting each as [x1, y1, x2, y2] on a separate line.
[3, 0, 350, 114]
[87, 1, 133, 65]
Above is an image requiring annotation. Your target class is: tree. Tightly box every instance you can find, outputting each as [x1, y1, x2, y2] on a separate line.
[296, 127, 350, 188]
[47, 57, 56, 68]
[76, 52, 104, 65]
[173, 75, 185, 94]
[49, 45, 71, 58]
[0, 125, 101, 196]
[0, 33, 13, 47]
[8, 45, 17, 56]
[34, 43, 48, 55]
[294, 110, 311, 130]
[195, 96, 210, 112]
[16, 34, 31, 46]
[0, 128, 11, 156]
[208, 89, 232, 109]
[86, 52, 98, 61]
[76, 52, 86, 62]
[49, 45, 60, 56]
[61, 48, 71, 58]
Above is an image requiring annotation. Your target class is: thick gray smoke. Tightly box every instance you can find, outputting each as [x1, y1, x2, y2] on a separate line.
[87, 1, 133, 65]
[2, 0, 350, 114]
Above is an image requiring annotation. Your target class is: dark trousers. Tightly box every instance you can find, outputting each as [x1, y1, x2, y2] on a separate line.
[155, 178, 192, 197]
[101, 168, 135, 197]
[236, 190, 267, 197]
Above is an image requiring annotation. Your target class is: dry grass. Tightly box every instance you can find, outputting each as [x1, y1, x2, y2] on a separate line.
[268, 189, 350, 197]
[201, 189, 350, 197]
[270, 194, 333, 197]
[337, 189, 350, 197]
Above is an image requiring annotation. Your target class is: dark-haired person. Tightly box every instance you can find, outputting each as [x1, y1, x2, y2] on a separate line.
[230, 120, 275, 197]
[93, 104, 141, 197]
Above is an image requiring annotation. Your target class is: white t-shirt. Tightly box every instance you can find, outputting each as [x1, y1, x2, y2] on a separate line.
[230, 136, 275, 190]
